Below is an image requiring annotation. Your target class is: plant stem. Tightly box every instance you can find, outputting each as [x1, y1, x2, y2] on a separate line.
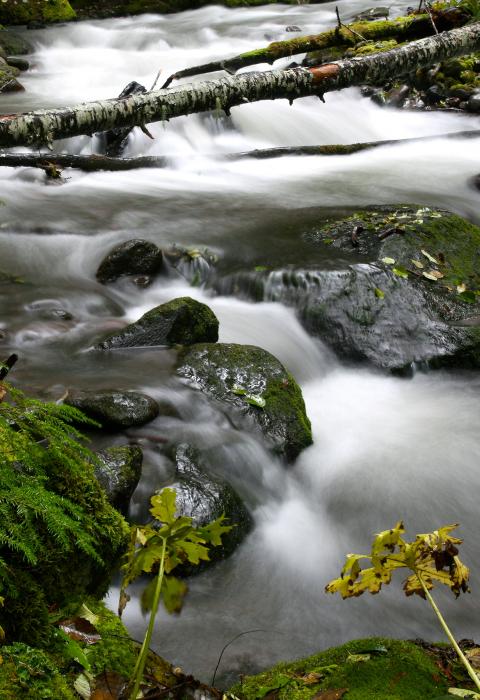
[129, 538, 167, 700]
[416, 572, 480, 693]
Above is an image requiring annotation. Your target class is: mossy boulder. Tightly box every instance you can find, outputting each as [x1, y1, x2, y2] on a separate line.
[229, 637, 451, 700]
[0, 29, 33, 55]
[95, 445, 143, 514]
[65, 389, 159, 429]
[96, 297, 219, 350]
[0, 0, 76, 25]
[0, 58, 21, 92]
[217, 207, 480, 373]
[176, 343, 312, 462]
[96, 239, 165, 285]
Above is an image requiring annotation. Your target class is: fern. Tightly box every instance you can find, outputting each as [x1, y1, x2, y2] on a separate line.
[0, 381, 128, 644]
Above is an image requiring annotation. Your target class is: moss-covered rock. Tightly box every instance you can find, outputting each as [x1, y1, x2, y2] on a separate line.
[177, 343, 312, 462]
[95, 445, 143, 514]
[0, 29, 33, 55]
[65, 389, 159, 429]
[0, 58, 21, 92]
[229, 637, 450, 700]
[0, 0, 76, 25]
[215, 207, 480, 373]
[97, 297, 219, 350]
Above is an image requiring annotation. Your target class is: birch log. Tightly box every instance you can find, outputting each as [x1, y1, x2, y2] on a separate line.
[0, 23, 479, 149]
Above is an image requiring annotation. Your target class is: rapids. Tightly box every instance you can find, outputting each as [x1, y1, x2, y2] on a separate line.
[1, 0, 480, 686]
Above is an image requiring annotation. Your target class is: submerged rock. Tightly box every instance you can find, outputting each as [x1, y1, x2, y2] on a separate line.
[95, 445, 143, 513]
[215, 206, 480, 373]
[177, 343, 312, 462]
[65, 389, 159, 429]
[97, 297, 219, 350]
[96, 239, 165, 284]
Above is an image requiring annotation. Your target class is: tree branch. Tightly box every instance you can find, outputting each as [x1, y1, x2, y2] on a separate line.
[0, 23, 479, 149]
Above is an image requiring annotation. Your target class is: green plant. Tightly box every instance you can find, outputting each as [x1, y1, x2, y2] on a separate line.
[326, 522, 480, 696]
[0, 380, 128, 644]
[119, 487, 232, 700]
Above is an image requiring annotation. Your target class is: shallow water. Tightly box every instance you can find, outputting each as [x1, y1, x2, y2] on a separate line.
[1, 1, 480, 686]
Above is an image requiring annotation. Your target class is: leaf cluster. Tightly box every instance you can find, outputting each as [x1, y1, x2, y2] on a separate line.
[326, 522, 470, 600]
[120, 487, 232, 615]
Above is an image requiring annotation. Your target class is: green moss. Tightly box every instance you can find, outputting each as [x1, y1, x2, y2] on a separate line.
[352, 39, 398, 56]
[0, 0, 76, 25]
[0, 643, 75, 700]
[230, 638, 449, 700]
[81, 599, 137, 677]
[0, 63, 20, 92]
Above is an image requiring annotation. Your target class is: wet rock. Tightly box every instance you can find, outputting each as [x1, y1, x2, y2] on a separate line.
[285, 25, 301, 32]
[168, 444, 252, 567]
[6, 56, 29, 71]
[177, 343, 312, 462]
[0, 30, 33, 55]
[467, 91, 480, 113]
[214, 207, 480, 373]
[95, 445, 143, 513]
[385, 84, 410, 108]
[96, 239, 165, 284]
[354, 6, 389, 21]
[163, 245, 217, 286]
[97, 297, 219, 350]
[65, 389, 159, 428]
[0, 57, 21, 93]
[424, 85, 445, 105]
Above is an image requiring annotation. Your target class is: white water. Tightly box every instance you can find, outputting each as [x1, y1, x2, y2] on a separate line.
[1, 1, 480, 686]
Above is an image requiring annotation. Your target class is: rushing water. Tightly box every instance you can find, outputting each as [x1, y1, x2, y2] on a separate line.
[1, 0, 480, 686]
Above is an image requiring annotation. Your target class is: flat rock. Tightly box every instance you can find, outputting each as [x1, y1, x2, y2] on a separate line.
[65, 389, 159, 428]
[96, 297, 219, 350]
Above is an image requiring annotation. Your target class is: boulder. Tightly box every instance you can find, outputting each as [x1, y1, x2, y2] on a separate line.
[214, 206, 480, 373]
[95, 445, 143, 513]
[97, 297, 219, 350]
[96, 239, 165, 284]
[177, 343, 312, 462]
[0, 0, 76, 24]
[0, 30, 33, 55]
[65, 389, 159, 429]
[0, 58, 21, 93]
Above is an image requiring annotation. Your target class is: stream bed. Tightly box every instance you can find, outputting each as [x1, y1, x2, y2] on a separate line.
[1, 0, 480, 687]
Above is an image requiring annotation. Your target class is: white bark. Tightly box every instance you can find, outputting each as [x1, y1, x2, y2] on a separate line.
[0, 23, 479, 149]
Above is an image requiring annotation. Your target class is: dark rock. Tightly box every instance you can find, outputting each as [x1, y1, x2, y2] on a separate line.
[6, 56, 29, 71]
[97, 297, 219, 350]
[0, 30, 33, 55]
[354, 6, 389, 21]
[285, 25, 301, 32]
[177, 343, 312, 462]
[96, 239, 165, 284]
[385, 84, 410, 107]
[95, 445, 143, 513]
[214, 207, 480, 373]
[424, 85, 445, 105]
[169, 444, 252, 567]
[470, 174, 480, 192]
[65, 389, 159, 429]
[467, 92, 480, 113]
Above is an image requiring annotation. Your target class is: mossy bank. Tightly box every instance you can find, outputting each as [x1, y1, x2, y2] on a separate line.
[0, 0, 76, 25]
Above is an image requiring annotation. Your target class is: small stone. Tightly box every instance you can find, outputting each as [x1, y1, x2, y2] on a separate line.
[65, 389, 159, 429]
[424, 85, 444, 105]
[285, 25, 301, 32]
[96, 239, 165, 284]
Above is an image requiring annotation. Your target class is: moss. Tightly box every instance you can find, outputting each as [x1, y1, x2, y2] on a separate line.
[0, 62, 20, 92]
[229, 638, 449, 700]
[352, 39, 398, 56]
[81, 598, 137, 678]
[0, 643, 75, 700]
[0, 0, 76, 25]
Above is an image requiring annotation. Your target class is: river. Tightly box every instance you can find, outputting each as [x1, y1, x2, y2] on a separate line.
[1, 0, 480, 687]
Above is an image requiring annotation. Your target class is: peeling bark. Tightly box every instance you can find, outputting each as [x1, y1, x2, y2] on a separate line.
[0, 23, 479, 149]
[0, 130, 478, 172]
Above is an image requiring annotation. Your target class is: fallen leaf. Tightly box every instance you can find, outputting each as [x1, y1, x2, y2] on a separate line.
[347, 653, 371, 663]
[374, 288, 385, 299]
[300, 672, 324, 684]
[465, 648, 480, 669]
[457, 283, 467, 293]
[312, 689, 348, 700]
[423, 271, 440, 281]
[58, 617, 101, 645]
[92, 671, 128, 700]
[429, 270, 444, 279]
[381, 257, 395, 265]
[422, 249, 440, 265]
[393, 266, 409, 279]
[411, 259, 424, 269]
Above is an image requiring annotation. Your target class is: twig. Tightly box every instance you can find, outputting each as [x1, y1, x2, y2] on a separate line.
[150, 69, 162, 91]
[335, 5, 366, 42]
[0, 354, 18, 380]
[211, 629, 269, 686]
[425, 0, 439, 35]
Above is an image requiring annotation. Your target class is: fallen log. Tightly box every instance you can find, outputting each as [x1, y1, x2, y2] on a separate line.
[160, 7, 468, 87]
[0, 23, 479, 149]
[1, 130, 478, 172]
